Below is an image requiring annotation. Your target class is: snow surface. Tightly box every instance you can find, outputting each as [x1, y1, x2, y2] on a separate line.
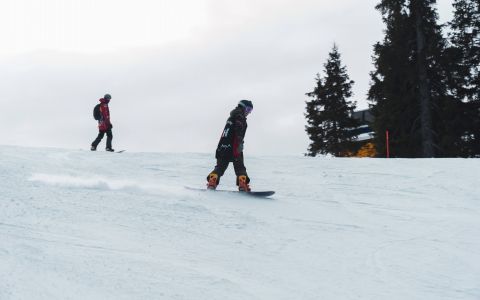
[1, 145, 479, 300]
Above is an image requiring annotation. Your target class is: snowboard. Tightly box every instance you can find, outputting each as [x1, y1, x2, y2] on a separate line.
[90, 149, 125, 153]
[186, 187, 275, 198]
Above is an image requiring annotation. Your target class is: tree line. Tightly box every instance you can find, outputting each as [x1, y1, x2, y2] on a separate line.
[305, 0, 479, 158]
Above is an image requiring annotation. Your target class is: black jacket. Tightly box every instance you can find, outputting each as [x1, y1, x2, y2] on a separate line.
[215, 106, 248, 160]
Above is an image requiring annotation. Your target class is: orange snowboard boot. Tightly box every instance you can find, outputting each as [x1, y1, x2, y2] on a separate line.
[237, 175, 251, 192]
[207, 173, 219, 190]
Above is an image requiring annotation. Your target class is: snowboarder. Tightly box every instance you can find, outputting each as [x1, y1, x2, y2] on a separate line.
[207, 100, 253, 192]
[91, 94, 114, 152]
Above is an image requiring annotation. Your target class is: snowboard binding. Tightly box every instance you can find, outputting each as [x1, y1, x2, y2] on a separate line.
[207, 173, 219, 190]
[237, 175, 251, 192]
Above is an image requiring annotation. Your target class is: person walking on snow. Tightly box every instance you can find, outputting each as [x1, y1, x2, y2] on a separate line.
[91, 94, 114, 152]
[207, 100, 253, 192]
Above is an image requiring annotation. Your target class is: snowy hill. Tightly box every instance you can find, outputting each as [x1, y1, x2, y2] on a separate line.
[1, 145, 479, 300]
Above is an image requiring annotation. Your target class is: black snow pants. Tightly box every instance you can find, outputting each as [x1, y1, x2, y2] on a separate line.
[92, 129, 113, 149]
[208, 153, 249, 185]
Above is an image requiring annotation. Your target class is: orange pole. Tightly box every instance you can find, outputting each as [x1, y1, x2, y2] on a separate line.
[386, 130, 390, 158]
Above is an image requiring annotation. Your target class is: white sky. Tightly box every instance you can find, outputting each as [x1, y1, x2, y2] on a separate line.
[0, 0, 210, 55]
[0, 0, 454, 155]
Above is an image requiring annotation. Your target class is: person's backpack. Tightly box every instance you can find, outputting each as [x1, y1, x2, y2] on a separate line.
[93, 104, 102, 120]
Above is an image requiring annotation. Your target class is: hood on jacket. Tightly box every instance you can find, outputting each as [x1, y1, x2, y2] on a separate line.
[230, 106, 247, 119]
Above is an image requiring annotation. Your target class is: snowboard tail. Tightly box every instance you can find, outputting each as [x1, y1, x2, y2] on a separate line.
[240, 190, 275, 197]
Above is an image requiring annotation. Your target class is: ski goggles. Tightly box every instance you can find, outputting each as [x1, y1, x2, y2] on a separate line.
[245, 106, 253, 115]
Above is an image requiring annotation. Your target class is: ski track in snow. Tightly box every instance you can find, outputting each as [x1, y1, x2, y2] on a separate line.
[0, 145, 479, 300]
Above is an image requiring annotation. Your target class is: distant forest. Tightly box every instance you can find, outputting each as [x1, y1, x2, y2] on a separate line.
[305, 0, 479, 158]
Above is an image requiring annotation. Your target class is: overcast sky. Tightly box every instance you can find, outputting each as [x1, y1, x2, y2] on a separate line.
[0, 0, 454, 155]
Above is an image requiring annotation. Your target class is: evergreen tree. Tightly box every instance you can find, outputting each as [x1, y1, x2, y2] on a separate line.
[369, 0, 454, 157]
[305, 45, 358, 157]
[369, 0, 418, 157]
[447, 0, 480, 156]
[449, 0, 480, 102]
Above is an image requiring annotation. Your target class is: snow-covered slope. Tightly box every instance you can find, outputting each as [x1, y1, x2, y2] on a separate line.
[1, 145, 479, 300]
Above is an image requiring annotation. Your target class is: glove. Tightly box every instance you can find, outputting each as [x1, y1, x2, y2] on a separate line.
[109, 124, 113, 129]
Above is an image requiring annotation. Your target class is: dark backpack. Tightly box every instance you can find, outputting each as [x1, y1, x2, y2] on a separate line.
[93, 104, 102, 120]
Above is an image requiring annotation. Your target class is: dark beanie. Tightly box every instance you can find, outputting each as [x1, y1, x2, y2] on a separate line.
[238, 99, 253, 109]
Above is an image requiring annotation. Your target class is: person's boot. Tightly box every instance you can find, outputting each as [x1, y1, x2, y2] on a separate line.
[90, 145, 97, 151]
[105, 147, 115, 152]
[207, 173, 219, 190]
[237, 175, 251, 192]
